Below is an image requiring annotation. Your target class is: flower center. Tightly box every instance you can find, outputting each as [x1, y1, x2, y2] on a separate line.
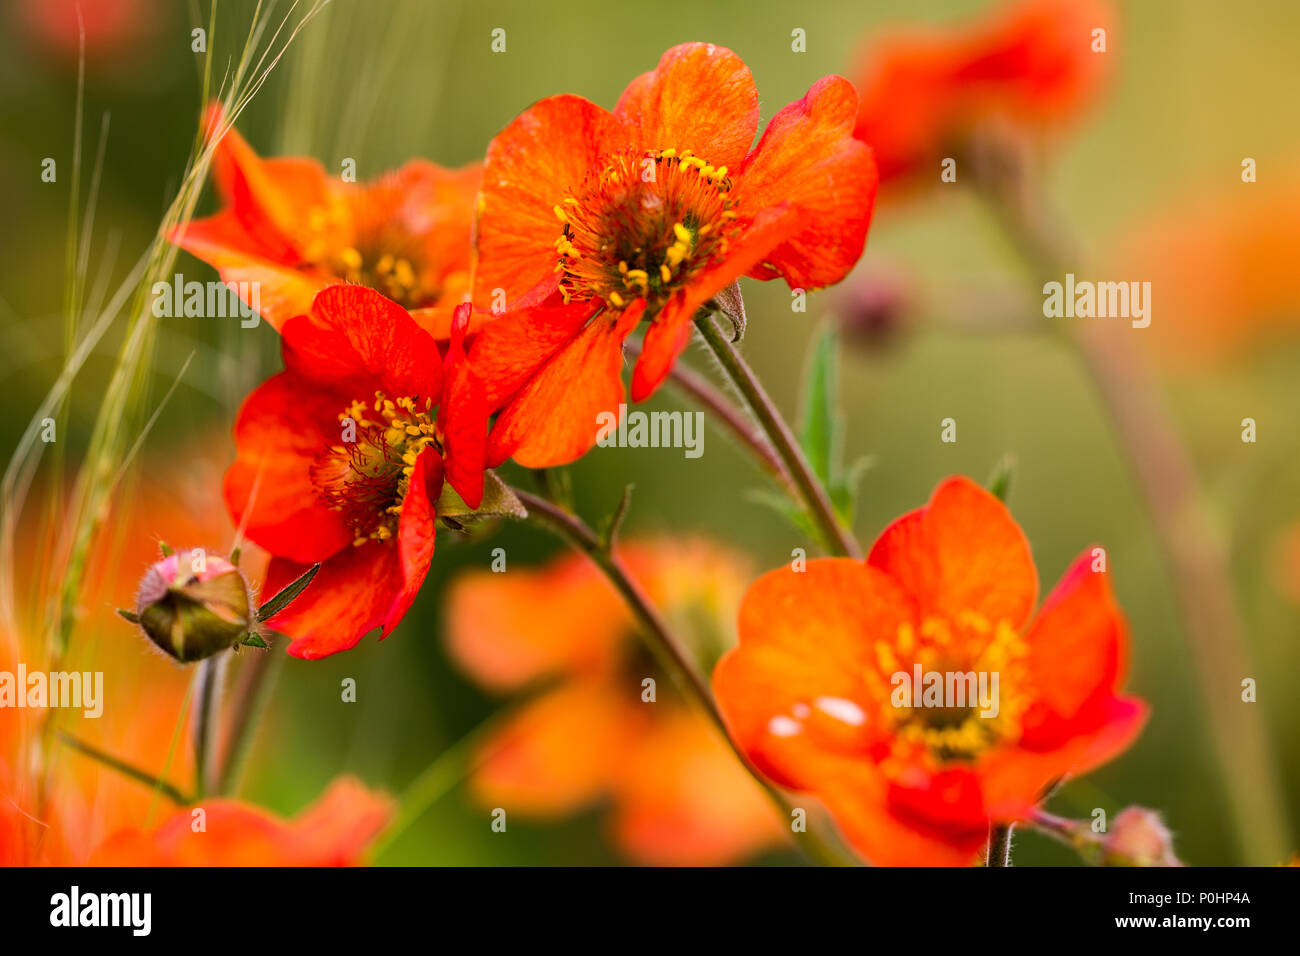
[871, 611, 1031, 764]
[553, 148, 741, 311]
[310, 392, 440, 546]
[300, 205, 442, 309]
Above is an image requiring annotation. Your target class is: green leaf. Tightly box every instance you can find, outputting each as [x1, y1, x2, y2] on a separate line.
[116, 608, 140, 625]
[829, 454, 878, 525]
[256, 563, 321, 622]
[986, 454, 1017, 504]
[745, 488, 819, 542]
[159, 541, 174, 557]
[437, 470, 528, 524]
[241, 633, 269, 648]
[798, 323, 842, 490]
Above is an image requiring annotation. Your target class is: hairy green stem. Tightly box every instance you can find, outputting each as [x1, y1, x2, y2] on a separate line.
[693, 313, 862, 559]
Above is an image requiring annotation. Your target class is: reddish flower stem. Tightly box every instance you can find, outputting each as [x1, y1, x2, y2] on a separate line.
[693, 312, 863, 559]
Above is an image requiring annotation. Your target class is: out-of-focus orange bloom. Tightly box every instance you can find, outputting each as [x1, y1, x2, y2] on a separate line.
[446, 539, 783, 865]
[90, 777, 392, 866]
[852, 0, 1114, 184]
[12, 0, 166, 64]
[1114, 172, 1300, 362]
[2, 438, 241, 864]
[2, 439, 392, 867]
[467, 41, 876, 467]
[1273, 522, 1300, 608]
[713, 476, 1147, 866]
[171, 104, 481, 335]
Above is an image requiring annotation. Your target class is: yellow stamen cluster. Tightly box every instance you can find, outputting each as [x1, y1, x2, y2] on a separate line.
[552, 147, 741, 310]
[334, 247, 427, 308]
[867, 610, 1032, 766]
[301, 204, 351, 263]
[313, 391, 441, 547]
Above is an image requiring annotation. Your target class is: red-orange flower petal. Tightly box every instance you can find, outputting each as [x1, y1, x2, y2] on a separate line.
[223, 372, 355, 565]
[487, 301, 645, 468]
[868, 475, 1038, 629]
[470, 683, 638, 817]
[90, 777, 392, 866]
[852, 0, 1114, 183]
[472, 94, 622, 307]
[738, 75, 877, 290]
[206, 106, 340, 263]
[282, 285, 444, 401]
[613, 41, 759, 173]
[439, 354, 487, 510]
[445, 556, 628, 691]
[608, 711, 783, 866]
[466, 301, 596, 410]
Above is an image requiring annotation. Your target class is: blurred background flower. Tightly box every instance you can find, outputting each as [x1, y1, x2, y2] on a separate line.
[446, 539, 784, 865]
[2, 0, 1298, 865]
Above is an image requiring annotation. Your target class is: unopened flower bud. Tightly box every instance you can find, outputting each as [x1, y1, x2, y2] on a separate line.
[133, 549, 254, 662]
[1101, 807, 1182, 867]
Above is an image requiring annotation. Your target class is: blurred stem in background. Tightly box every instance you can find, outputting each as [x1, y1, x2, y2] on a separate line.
[693, 311, 864, 560]
[512, 486, 853, 866]
[971, 134, 1292, 865]
[192, 656, 225, 799]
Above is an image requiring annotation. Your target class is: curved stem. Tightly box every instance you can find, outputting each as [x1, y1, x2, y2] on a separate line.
[58, 732, 191, 806]
[512, 487, 851, 866]
[626, 337, 793, 490]
[693, 313, 862, 559]
[977, 162, 1291, 864]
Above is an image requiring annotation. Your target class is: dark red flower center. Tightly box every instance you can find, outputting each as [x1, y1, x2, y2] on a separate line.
[310, 392, 440, 545]
[554, 148, 742, 312]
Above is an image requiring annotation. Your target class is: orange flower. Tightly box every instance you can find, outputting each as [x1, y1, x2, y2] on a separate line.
[224, 286, 488, 659]
[851, 0, 1114, 184]
[2, 439, 240, 864]
[89, 777, 392, 866]
[467, 42, 877, 467]
[171, 104, 481, 335]
[1112, 170, 1300, 362]
[2, 443, 393, 867]
[445, 539, 783, 865]
[713, 476, 1147, 865]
